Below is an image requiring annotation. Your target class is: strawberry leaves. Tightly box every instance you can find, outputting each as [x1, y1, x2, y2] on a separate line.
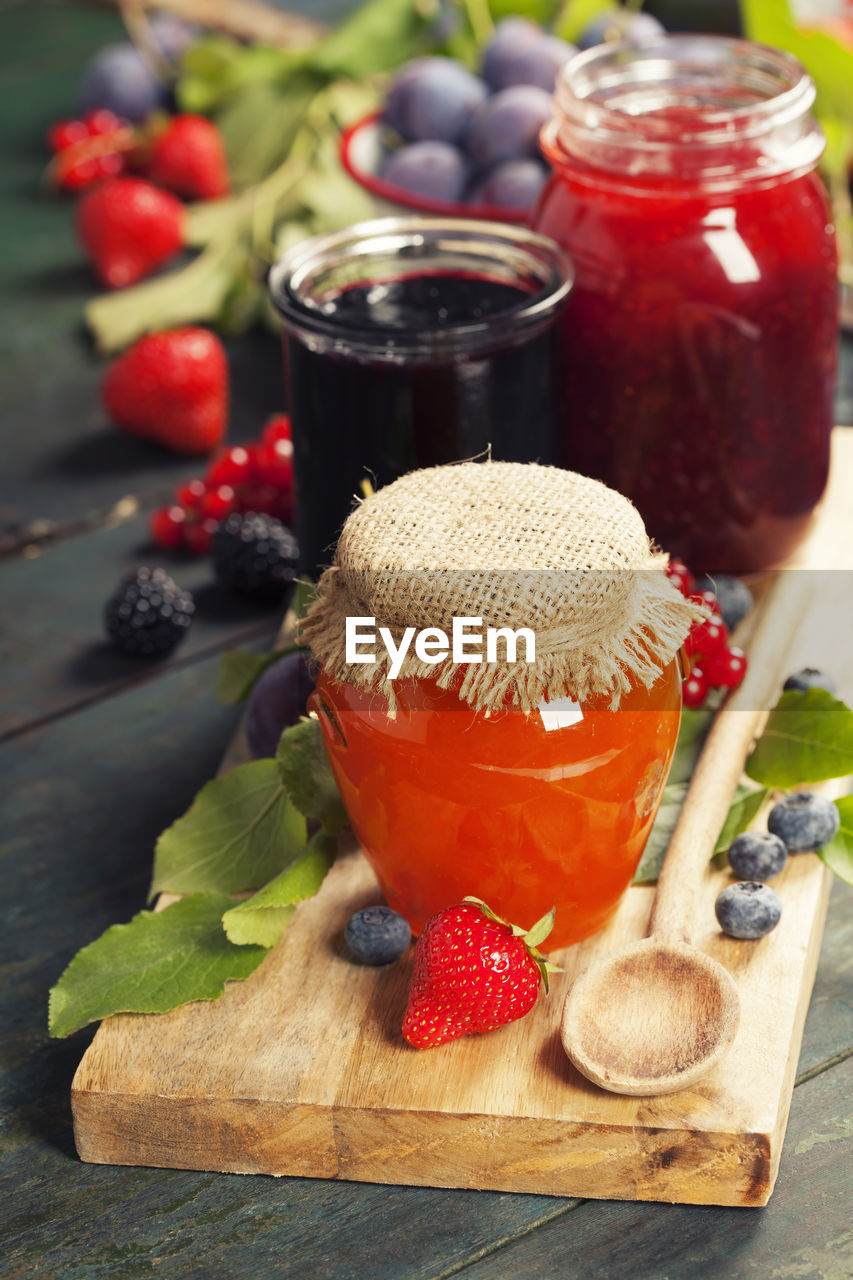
[462, 897, 561, 993]
[403, 899, 557, 1049]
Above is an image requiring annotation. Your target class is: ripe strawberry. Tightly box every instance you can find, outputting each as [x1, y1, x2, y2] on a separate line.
[76, 177, 183, 288]
[145, 115, 230, 201]
[102, 328, 228, 455]
[402, 897, 559, 1049]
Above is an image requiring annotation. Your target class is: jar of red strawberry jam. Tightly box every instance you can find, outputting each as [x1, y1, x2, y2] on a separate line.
[534, 36, 838, 573]
[302, 461, 700, 948]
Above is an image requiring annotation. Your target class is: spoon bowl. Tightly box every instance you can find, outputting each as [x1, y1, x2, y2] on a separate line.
[561, 938, 741, 1096]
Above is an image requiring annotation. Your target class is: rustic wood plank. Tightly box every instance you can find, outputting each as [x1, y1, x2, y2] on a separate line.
[67, 835, 836, 1207]
[446, 1052, 853, 1280]
[0, 511, 284, 738]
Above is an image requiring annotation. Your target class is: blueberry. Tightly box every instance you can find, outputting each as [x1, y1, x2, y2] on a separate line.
[468, 158, 549, 210]
[696, 574, 753, 632]
[245, 652, 315, 759]
[465, 85, 553, 167]
[380, 141, 469, 202]
[767, 792, 840, 852]
[715, 881, 782, 940]
[482, 24, 575, 92]
[345, 906, 412, 965]
[783, 667, 837, 695]
[383, 57, 488, 144]
[578, 9, 665, 49]
[77, 42, 169, 122]
[727, 831, 788, 881]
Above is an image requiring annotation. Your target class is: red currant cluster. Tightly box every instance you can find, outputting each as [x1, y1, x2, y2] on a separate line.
[149, 414, 295, 555]
[665, 558, 748, 710]
[47, 110, 133, 190]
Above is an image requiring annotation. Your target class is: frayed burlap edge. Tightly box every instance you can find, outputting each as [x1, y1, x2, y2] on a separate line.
[300, 563, 703, 715]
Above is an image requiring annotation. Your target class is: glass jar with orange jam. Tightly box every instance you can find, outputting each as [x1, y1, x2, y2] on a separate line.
[313, 666, 681, 949]
[302, 462, 698, 949]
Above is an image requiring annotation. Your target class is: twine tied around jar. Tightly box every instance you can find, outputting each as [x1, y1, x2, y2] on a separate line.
[300, 461, 702, 714]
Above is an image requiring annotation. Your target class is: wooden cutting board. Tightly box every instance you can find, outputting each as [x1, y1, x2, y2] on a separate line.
[71, 433, 853, 1207]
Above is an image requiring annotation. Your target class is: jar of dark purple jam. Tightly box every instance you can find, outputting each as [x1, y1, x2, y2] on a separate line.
[269, 218, 573, 575]
[533, 36, 839, 573]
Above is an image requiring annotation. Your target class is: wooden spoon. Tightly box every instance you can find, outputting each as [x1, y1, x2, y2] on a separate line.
[560, 571, 813, 1096]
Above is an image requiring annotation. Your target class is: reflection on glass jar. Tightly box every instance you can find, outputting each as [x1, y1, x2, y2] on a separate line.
[313, 662, 682, 950]
[534, 36, 838, 573]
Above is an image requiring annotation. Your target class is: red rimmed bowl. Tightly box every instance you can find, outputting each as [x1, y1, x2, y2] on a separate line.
[340, 113, 531, 225]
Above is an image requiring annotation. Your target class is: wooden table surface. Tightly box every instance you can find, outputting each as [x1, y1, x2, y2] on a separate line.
[3, 3, 853, 1277]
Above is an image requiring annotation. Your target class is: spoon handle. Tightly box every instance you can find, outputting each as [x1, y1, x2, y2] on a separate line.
[649, 571, 814, 945]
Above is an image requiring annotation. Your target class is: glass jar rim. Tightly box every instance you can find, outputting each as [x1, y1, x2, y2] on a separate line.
[555, 35, 816, 142]
[551, 34, 824, 187]
[268, 217, 574, 362]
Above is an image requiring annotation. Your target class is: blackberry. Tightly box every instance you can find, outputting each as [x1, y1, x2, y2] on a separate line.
[212, 512, 299, 602]
[105, 566, 194, 656]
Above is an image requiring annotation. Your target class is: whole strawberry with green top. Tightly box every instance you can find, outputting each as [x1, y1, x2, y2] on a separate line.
[402, 897, 559, 1049]
[76, 176, 183, 288]
[102, 327, 228, 455]
[146, 115, 230, 201]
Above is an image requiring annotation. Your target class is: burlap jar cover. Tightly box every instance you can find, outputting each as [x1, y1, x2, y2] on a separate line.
[300, 461, 701, 714]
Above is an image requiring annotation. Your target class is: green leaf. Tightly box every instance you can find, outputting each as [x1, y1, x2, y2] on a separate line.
[276, 718, 348, 835]
[151, 759, 307, 897]
[669, 707, 716, 786]
[740, 0, 853, 166]
[48, 894, 267, 1038]
[216, 646, 299, 705]
[85, 236, 250, 355]
[713, 784, 769, 854]
[633, 779, 769, 884]
[523, 906, 556, 950]
[215, 72, 322, 189]
[291, 576, 318, 621]
[176, 36, 247, 112]
[297, 153, 377, 235]
[632, 782, 688, 884]
[819, 797, 853, 886]
[177, 38, 304, 115]
[183, 195, 247, 248]
[492, 0, 560, 25]
[553, 0, 614, 42]
[307, 0, 433, 78]
[746, 688, 853, 788]
[222, 831, 337, 947]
